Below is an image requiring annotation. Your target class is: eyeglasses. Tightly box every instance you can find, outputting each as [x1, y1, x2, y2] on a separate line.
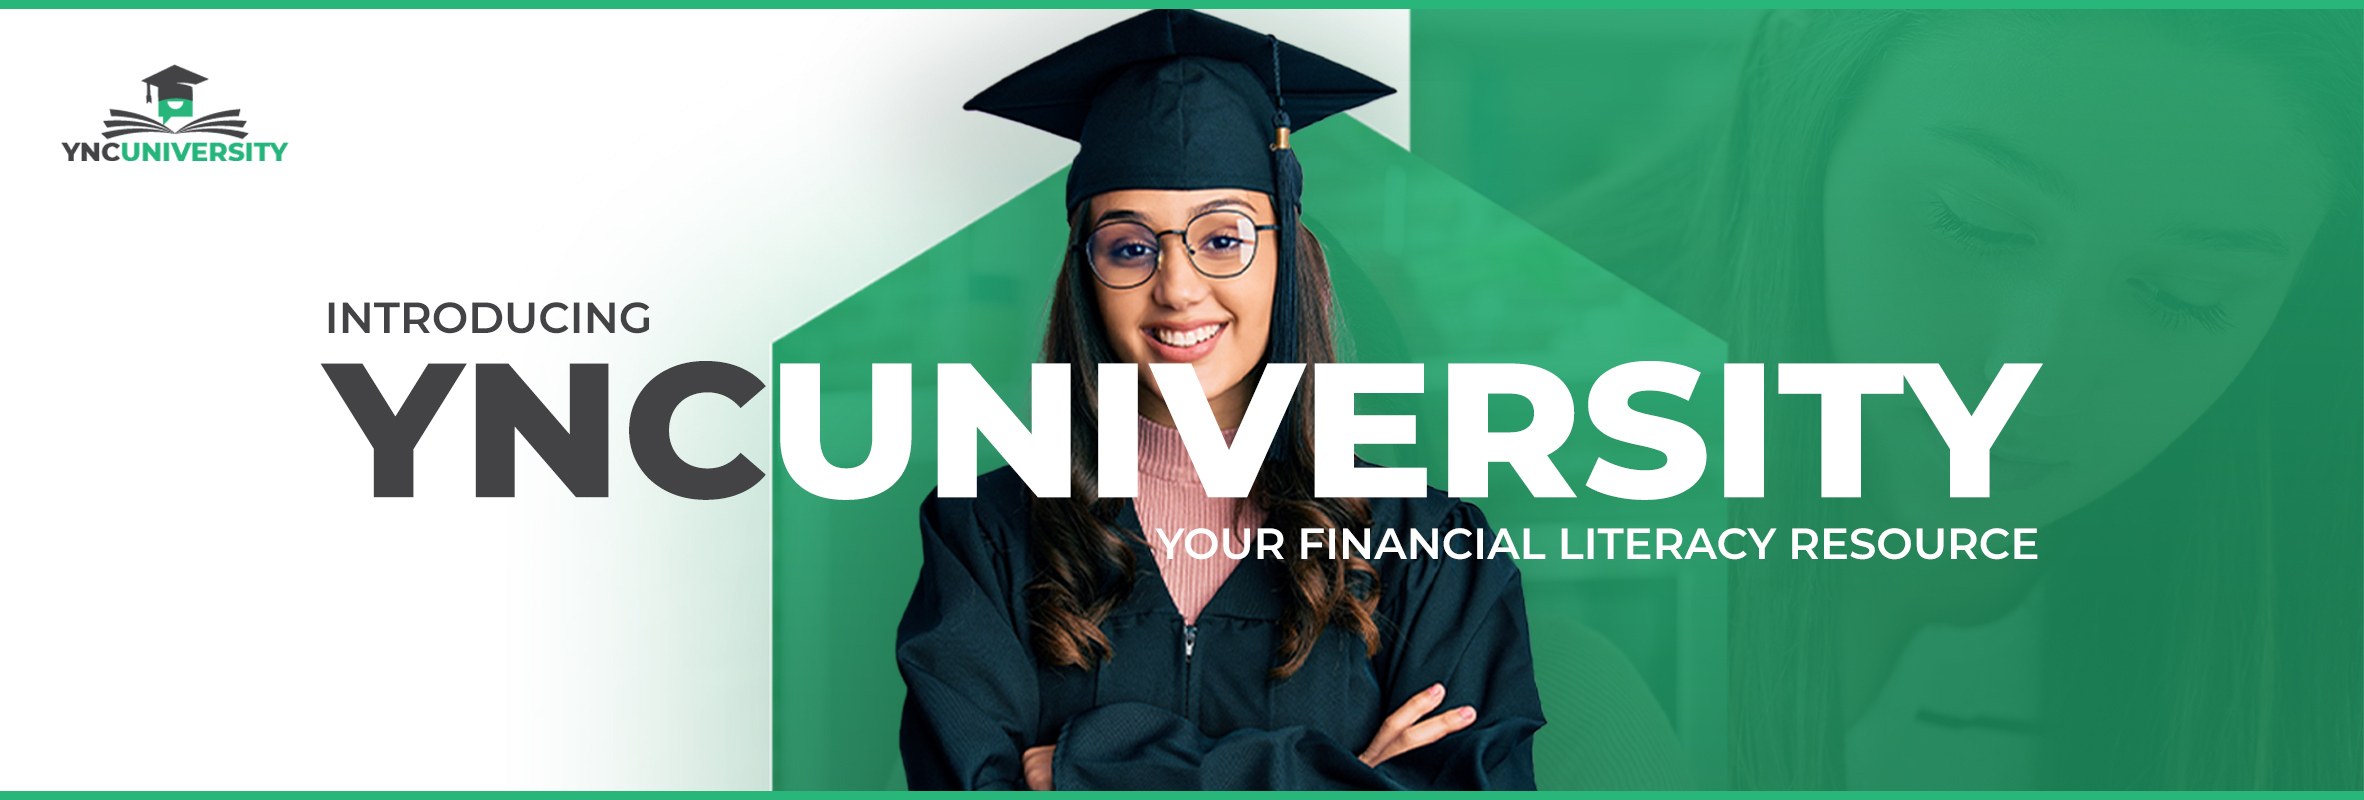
[1076, 209, 1280, 290]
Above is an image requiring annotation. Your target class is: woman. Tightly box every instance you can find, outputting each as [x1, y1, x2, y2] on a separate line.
[894, 10, 1546, 790]
[1534, 10, 2359, 789]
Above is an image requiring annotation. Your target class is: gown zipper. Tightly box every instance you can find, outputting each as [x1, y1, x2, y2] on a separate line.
[1182, 623, 1200, 722]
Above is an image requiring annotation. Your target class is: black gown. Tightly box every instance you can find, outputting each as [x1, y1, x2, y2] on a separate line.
[896, 466, 1546, 790]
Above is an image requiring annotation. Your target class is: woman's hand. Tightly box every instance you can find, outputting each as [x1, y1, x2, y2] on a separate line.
[1359, 683, 1477, 767]
[1023, 744, 1055, 790]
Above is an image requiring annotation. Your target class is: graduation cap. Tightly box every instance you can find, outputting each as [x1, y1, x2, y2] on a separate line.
[965, 9, 1394, 212]
[144, 65, 206, 104]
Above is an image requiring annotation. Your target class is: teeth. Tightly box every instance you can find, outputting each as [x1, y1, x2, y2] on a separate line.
[1154, 324, 1221, 348]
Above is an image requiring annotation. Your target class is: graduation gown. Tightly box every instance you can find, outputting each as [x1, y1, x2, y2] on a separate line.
[896, 466, 1546, 790]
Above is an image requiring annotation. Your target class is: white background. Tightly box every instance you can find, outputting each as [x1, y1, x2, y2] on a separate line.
[0, 10, 1407, 789]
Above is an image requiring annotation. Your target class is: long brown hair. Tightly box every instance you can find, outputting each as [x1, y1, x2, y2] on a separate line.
[1026, 201, 1379, 680]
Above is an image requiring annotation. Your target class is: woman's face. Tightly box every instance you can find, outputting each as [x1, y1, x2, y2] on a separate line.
[1820, 19, 2331, 525]
[1086, 188, 1279, 425]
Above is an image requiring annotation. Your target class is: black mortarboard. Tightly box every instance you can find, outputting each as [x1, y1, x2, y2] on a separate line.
[143, 65, 206, 103]
[964, 9, 1394, 212]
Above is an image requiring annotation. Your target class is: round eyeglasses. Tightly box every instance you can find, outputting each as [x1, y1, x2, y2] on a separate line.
[1076, 209, 1280, 290]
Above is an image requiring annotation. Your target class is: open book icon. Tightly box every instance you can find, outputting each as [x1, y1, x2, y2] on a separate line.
[103, 108, 248, 139]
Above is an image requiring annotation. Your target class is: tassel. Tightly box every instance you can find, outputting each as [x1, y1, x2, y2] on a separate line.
[1265, 34, 1306, 465]
[1266, 112, 1304, 465]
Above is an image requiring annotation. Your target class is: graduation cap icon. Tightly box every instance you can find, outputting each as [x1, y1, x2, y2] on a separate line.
[143, 65, 206, 122]
[103, 65, 249, 139]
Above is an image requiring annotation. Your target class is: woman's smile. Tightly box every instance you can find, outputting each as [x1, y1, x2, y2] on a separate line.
[1144, 320, 1229, 361]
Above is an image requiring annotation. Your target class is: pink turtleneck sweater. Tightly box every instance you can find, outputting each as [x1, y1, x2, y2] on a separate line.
[1135, 415, 1265, 624]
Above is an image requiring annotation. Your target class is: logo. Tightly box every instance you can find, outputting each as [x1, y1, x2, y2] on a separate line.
[61, 65, 290, 163]
[109, 65, 248, 138]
